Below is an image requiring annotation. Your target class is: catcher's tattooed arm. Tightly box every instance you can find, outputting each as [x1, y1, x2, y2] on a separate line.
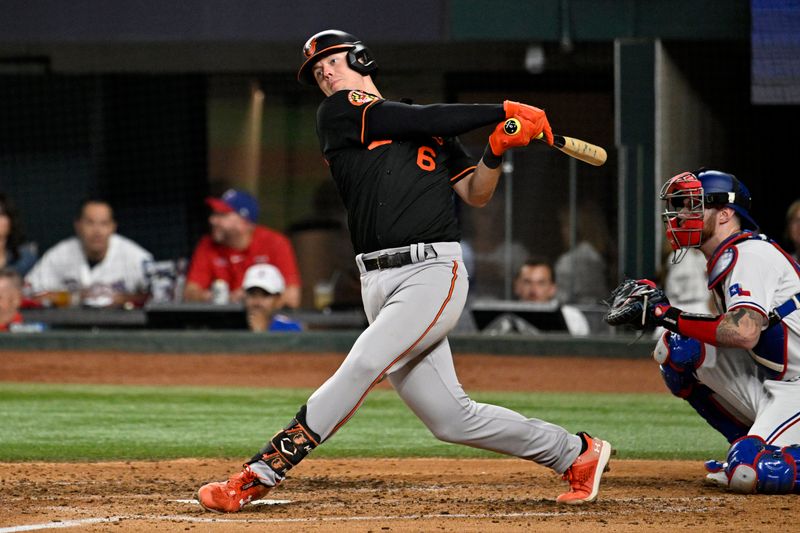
[716, 307, 767, 349]
[604, 279, 766, 348]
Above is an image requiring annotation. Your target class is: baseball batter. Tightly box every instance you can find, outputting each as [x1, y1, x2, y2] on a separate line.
[196, 29, 611, 512]
[606, 169, 800, 494]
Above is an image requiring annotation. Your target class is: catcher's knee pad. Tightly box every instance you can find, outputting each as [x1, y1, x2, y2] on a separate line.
[659, 363, 696, 398]
[653, 331, 704, 369]
[655, 331, 708, 399]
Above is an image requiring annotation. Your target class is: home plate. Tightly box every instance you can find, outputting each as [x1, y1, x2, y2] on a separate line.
[173, 499, 292, 506]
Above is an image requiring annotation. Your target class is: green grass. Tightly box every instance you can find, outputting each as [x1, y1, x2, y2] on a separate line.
[0, 382, 729, 462]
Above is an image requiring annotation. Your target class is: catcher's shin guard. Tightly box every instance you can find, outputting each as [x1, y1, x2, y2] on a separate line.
[724, 437, 800, 494]
[656, 333, 748, 443]
[684, 384, 749, 444]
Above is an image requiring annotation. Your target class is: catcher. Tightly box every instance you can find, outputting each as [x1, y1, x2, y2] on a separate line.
[605, 169, 800, 494]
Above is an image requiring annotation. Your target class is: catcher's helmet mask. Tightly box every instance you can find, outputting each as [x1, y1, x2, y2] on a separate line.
[298, 29, 378, 85]
[660, 169, 758, 263]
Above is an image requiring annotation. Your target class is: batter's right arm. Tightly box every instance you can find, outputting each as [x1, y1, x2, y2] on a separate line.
[452, 162, 502, 208]
[453, 116, 542, 207]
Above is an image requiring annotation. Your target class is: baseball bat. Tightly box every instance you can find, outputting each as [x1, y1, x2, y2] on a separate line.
[536, 132, 607, 166]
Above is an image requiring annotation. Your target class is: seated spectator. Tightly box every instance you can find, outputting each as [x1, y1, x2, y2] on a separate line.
[0, 193, 38, 276]
[0, 268, 23, 331]
[554, 202, 610, 305]
[785, 198, 800, 262]
[242, 264, 302, 332]
[513, 258, 590, 336]
[25, 198, 152, 308]
[184, 189, 302, 308]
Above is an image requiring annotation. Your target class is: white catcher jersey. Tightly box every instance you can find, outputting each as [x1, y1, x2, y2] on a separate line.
[26, 234, 153, 295]
[684, 234, 800, 446]
[710, 236, 800, 380]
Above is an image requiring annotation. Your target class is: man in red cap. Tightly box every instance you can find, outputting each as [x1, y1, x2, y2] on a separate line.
[183, 189, 301, 308]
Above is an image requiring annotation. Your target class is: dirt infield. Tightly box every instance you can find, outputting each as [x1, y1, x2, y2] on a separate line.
[0, 351, 787, 531]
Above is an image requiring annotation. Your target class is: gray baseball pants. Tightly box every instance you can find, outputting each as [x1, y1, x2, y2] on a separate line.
[302, 241, 581, 472]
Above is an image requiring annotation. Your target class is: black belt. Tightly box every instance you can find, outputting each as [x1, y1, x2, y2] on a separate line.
[362, 245, 436, 272]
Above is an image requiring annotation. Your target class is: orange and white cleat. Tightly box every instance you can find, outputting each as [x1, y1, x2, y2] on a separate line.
[196, 465, 272, 513]
[556, 432, 612, 505]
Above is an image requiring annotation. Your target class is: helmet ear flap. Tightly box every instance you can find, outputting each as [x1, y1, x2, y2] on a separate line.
[347, 43, 378, 76]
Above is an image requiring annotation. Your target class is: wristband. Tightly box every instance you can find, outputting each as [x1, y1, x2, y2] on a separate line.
[481, 143, 502, 169]
[657, 306, 722, 345]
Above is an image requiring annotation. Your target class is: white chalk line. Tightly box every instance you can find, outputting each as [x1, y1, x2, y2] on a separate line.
[170, 498, 292, 505]
[0, 511, 593, 532]
[0, 518, 121, 532]
[0, 498, 722, 533]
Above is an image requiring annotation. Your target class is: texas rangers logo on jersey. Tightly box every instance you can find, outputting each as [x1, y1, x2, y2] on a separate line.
[729, 283, 751, 297]
[348, 90, 377, 106]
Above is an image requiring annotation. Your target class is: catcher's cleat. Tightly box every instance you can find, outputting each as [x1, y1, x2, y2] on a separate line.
[196, 465, 272, 513]
[703, 459, 729, 487]
[556, 432, 612, 505]
[704, 471, 729, 488]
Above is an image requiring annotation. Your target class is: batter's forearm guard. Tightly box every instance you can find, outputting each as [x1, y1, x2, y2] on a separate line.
[248, 405, 321, 478]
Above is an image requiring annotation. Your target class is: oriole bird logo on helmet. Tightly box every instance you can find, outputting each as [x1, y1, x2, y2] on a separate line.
[297, 29, 378, 85]
[304, 38, 318, 58]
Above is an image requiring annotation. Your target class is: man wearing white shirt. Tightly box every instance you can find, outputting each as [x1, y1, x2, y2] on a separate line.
[514, 258, 590, 336]
[26, 199, 153, 308]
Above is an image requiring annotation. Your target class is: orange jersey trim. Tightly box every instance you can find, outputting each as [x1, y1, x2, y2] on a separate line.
[359, 98, 382, 145]
[329, 260, 460, 438]
[450, 166, 476, 184]
[368, 140, 392, 150]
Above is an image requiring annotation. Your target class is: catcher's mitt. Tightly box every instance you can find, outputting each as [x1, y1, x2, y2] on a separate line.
[604, 279, 670, 329]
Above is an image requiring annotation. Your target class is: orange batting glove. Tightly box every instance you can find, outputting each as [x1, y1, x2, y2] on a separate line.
[503, 100, 554, 145]
[488, 116, 537, 156]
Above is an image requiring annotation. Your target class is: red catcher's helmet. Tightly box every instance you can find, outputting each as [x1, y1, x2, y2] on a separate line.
[660, 171, 705, 262]
[297, 29, 377, 85]
[660, 169, 759, 263]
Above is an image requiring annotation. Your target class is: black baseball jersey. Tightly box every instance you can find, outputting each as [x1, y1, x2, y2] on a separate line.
[316, 90, 477, 254]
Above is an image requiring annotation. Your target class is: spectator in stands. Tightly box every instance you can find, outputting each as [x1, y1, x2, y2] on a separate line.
[0, 193, 38, 277]
[554, 202, 610, 305]
[785, 198, 800, 262]
[514, 258, 590, 336]
[184, 189, 301, 308]
[242, 264, 302, 332]
[25, 198, 152, 308]
[0, 268, 24, 331]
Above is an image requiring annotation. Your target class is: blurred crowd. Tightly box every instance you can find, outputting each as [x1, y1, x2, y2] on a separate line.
[7, 187, 793, 335]
[1, 189, 305, 333]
